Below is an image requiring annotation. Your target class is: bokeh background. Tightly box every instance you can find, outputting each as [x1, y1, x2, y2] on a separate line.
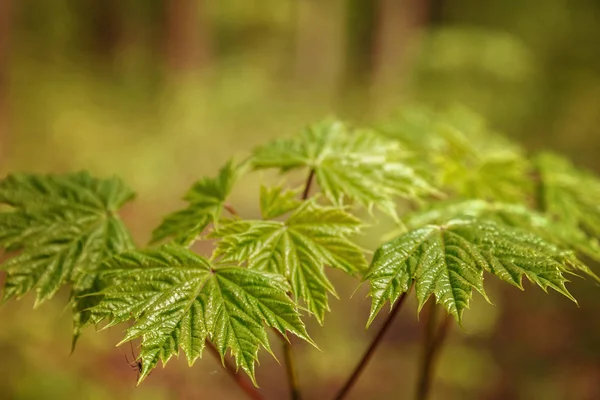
[1, 1, 599, 399]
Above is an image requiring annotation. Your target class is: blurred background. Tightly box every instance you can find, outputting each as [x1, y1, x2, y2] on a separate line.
[1, 1, 599, 399]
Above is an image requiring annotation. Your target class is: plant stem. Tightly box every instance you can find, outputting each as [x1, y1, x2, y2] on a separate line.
[333, 286, 413, 400]
[415, 306, 453, 400]
[206, 341, 265, 400]
[281, 333, 302, 400]
[224, 203, 239, 217]
[301, 169, 315, 200]
[530, 164, 546, 213]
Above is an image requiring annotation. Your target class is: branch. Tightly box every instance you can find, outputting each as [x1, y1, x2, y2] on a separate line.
[333, 285, 413, 400]
[415, 306, 452, 400]
[206, 341, 265, 400]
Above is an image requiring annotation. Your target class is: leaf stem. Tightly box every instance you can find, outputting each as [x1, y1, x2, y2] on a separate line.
[415, 306, 453, 400]
[224, 203, 239, 217]
[206, 341, 265, 400]
[333, 286, 412, 400]
[530, 164, 546, 213]
[301, 169, 316, 200]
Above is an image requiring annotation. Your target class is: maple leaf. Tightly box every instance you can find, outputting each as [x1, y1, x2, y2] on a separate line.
[251, 119, 435, 218]
[536, 152, 600, 237]
[365, 218, 579, 326]
[87, 245, 312, 385]
[379, 106, 533, 203]
[213, 188, 367, 323]
[151, 160, 242, 245]
[0, 172, 135, 343]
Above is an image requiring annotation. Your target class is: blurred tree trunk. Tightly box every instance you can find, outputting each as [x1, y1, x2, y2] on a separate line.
[428, 0, 445, 24]
[164, 0, 211, 74]
[342, 0, 379, 91]
[90, 0, 124, 61]
[370, 0, 431, 106]
[0, 0, 12, 156]
[292, 0, 345, 98]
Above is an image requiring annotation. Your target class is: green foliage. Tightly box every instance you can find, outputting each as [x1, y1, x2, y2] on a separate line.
[378, 106, 532, 203]
[406, 199, 600, 268]
[88, 245, 312, 384]
[536, 152, 600, 237]
[0, 172, 134, 341]
[151, 160, 242, 246]
[252, 119, 435, 218]
[213, 188, 367, 323]
[1, 108, 599, 390]
[259, 185, 302, 220]
[365, 218, 578, 326]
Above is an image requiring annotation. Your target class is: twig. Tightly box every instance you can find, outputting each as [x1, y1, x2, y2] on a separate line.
[206, 341, 265, 400]
[301, 169, 315, 200]
[415, 306, 453, 400]
[333, 286, 413, 400]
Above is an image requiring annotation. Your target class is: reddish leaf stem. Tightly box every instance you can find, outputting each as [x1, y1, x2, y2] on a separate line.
[301, 169, 316, 200]
[223, 203, 239, 217]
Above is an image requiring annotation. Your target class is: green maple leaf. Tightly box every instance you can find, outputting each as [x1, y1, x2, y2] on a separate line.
[406, 200, 600, 270]
[379, 106, 532, 203]
[151, 160, 242, 245]
[259, 185, 302, 220]
[213, 189, 367, 323]
[87, 245, 312, 385]
[536, 152, 600, 237]
[365, 218, 580, 326]
[251, 119, 435, 218]
[0, 172, 134, 342]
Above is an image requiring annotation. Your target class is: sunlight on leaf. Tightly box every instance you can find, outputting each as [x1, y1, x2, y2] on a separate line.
[213, 191, 367, 323]
[252, 119, 436, 219]
[88, 245, 312, 385]
[365, 218, 579, 326]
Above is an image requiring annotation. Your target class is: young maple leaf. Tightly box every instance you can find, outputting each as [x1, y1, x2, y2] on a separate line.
[0, 172, 135, 344]
[379, 106, 533, 203]
[365, 218, 581, 326]
[251, 119, 436, 219]
[536, 152, 600, 237]
[151, 159, 243, 245]
[213, 187, 367, 323]
[406, 199, 600, 273]
[87, 245, 313, 385]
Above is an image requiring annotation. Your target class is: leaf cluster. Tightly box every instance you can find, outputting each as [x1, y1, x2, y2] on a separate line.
[1, 106, 599, 387]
